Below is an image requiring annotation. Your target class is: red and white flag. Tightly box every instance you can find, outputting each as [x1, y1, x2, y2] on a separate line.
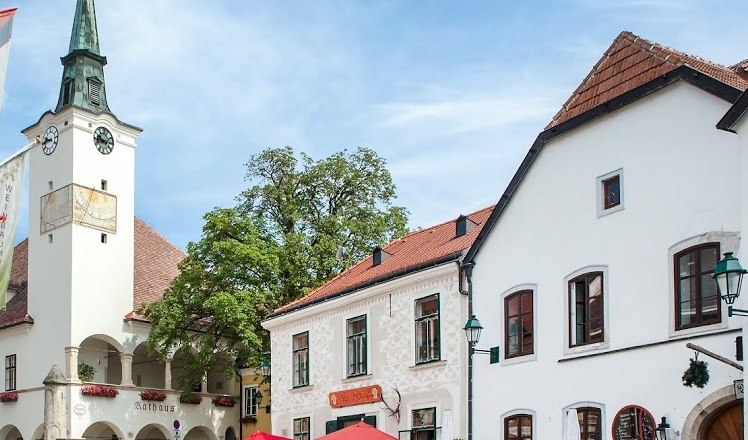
[0, 7, 16, 112]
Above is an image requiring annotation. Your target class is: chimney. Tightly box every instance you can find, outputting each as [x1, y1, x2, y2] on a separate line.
[372, 247, 391, 266]
[456, 215, 477, 237]
[733, 60, 748, 81]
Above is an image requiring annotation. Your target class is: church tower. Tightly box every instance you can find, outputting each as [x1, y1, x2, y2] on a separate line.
[21, 0, 142, 364]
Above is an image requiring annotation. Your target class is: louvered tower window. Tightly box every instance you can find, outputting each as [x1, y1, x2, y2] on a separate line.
[62, 79, 74, 106]
[88, 79, 101, 106]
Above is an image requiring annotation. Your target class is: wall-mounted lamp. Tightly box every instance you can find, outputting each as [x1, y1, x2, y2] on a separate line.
[655, 416, 673, 440]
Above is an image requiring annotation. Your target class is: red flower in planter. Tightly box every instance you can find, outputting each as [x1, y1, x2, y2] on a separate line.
[179, 394, 203, 404]
[81, 385, 118, 398]
[0, 392, 18, 402]
[140, 390, 167, 401]
[212, 396, 236, 407]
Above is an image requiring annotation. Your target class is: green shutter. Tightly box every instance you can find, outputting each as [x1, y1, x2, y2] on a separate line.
[490, 346, 500, 364]
[325, 421, 337, 434]
[363, 415, 377, 427]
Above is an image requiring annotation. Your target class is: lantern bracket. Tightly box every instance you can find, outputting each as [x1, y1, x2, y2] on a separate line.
[729, 306, 748, 317]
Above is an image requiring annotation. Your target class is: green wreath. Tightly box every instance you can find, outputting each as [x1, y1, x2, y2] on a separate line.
[682, 353, 709, 388]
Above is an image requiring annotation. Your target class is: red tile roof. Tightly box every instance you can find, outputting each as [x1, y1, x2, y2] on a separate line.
[548, 31, 748, 128]
[0, 217, 185, 329]
[273, 205, 495, 316]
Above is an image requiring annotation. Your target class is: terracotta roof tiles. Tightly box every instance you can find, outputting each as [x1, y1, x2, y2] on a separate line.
[273, 205, 494, 316]
[548, 31, 748, 128]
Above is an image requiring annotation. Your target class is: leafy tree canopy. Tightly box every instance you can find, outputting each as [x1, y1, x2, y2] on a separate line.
[142, 147, 408, 390]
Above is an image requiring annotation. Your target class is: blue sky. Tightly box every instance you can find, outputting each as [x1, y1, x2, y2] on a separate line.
[0, 0, 746, 249]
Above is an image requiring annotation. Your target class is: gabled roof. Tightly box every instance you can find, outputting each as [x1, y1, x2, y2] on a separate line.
[269, 205, 494, 318]
[0, 217, 185, 329]
[466, 32, 747, 264]
[548, 31, 748, 128]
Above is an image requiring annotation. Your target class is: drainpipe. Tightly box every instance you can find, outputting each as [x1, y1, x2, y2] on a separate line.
[460, 262, 476, 440]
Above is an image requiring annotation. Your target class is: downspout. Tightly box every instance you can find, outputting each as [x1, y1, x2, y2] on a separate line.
[460, 261, 476, 440]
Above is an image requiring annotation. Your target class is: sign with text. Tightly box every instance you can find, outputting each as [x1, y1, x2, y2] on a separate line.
[735, 380, 744, 399]
[329, 385, 382, 408]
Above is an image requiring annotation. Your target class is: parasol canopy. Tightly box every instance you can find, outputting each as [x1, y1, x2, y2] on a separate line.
[244, 432, 292, 440]
[315, 421, 398, 440]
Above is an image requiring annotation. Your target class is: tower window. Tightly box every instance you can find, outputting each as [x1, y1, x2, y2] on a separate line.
[48, 234, 53, 244]
[62, 80, 74, 106]
[101, 233, 107, 244]
[88, 80, 101, 106]
[101, 180, 107, 191]
[48, 181, 53, 191]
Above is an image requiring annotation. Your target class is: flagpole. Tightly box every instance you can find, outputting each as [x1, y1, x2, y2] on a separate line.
[0, 138, 38, 169]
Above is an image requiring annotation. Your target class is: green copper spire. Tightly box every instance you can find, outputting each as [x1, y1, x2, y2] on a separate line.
[55, 0, 110, 114]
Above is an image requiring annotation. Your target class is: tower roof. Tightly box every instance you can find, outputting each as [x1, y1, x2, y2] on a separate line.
[69, 0, 100, 55]
[55, 0, 111, 114]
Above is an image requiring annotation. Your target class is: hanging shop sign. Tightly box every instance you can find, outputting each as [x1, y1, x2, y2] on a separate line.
[612, 405, 656, 440]
[328, 385, 382, 408]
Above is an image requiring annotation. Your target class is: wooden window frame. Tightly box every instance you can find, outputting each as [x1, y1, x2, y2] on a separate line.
[346, 315, 367, 377]
[292, 332, 309, 388]
[414, 294, 441, 364]
[602, 174, 621, 210]
[5, 354, 15, 391]
[504, 290, 534, 358]
[611, 405, 655, 440]
[568, 272, 605, 348]
[293, 417, 311, 440]
[411, 407, 437, 440]
[674, 243, 722, 330]
[243, 385, 259, 417]
[504, 413, 533, 440]
[577, 407, 602, 440]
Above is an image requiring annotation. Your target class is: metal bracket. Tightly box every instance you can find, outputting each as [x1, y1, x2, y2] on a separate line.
[729, 306, 748, 317]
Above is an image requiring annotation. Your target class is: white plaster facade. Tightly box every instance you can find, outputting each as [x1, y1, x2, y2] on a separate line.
[263, 262, 469, 439]
[469, 81, 746, 439]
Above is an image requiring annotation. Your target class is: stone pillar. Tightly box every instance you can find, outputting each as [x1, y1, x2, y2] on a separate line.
[119, 353, 134, 387]
[43, 365, 67, 440]
[164, 358, 172, 390]
[65, 346, 80, 383]
[201, 373, 208, 393]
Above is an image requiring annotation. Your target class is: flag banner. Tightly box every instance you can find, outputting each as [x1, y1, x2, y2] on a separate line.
[0, 150, 26, 310]
[0, 7, 17, 113]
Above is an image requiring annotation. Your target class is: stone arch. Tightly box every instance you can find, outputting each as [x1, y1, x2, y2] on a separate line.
[225, 427, 236, 440]
[183, 426, 218, 440]
[206, 352, 234, 394]
[171, 346, 201, 392]
[82, 421, 126, 440]
[135, 424, 170, 440]
[0, 425, 23, 440]
[682, 384, 742, 440]
[31, 425, 43, 440]
[133, 341, 165, 389]
[79, 335, 124, 385]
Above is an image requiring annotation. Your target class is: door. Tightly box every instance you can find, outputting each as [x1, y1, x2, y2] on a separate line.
[705, 402, 743, 440]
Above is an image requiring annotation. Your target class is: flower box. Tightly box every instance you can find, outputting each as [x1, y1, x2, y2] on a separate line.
[0, 392, 18, 402]
[81, 385, 118, 398]
[212, 396, 236, 407]
[140, 390, 167, 401]
[241, 415, 258, 424]
[179, 394, 202, 404]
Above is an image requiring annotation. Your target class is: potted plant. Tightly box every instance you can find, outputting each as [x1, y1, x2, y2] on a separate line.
[212, 395, 236, 407]
[81, 384, 118, 398]
[241, 415, 258, 424]
[78, 363, 95, 382]
[179, 393, 202, 404]
[140, 390, 167, 401]
[0, 392, 18, 402]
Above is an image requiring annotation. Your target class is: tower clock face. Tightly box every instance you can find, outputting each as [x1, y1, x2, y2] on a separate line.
[93, 126, 114, 154]
[41, 125, 59, 155]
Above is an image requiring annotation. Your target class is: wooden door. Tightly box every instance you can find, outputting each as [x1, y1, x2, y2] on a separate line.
[705, 402, 743, 440]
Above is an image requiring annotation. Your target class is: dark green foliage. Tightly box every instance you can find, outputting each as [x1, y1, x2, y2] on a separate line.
[682, 356, 709, 388]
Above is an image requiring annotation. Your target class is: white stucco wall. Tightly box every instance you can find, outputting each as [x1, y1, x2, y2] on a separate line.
[471, 81, 745, 439]
[264, 263, 468, 439]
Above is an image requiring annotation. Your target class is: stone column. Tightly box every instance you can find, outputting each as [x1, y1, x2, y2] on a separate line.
[119, 353, 135, 387]
[65, 346, 80, 383]
[201, 373, 208, 393]
[164, 358, 172, 390]
[43, 365, 67, 440]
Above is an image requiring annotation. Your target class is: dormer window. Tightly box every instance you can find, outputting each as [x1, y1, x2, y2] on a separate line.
[88, 79, 101, 106]
[456, 215, 477, 237]
[61, 79, 74, 106]
[372, 247, 391, 266]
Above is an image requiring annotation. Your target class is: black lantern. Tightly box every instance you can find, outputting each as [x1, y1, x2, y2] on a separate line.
[655, 416, 673, 440]
[713, 252, 747, 304]
[463, 315, 483, 346]
[254, 389, 263, 406]
[260, 358, 271, 377]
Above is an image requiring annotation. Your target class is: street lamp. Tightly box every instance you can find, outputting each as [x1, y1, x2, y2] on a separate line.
[713, 252, 747, 305]
[254, 389, 263, 406]
[655, 416, 673, 440]
[260, 358, 271, 377]
[464, 315, 483, 347]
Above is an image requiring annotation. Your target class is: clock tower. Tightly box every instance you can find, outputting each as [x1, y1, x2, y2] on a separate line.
[21, 0, 142, 362]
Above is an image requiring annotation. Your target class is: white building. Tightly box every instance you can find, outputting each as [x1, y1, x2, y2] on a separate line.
[262, 207, 493, 439]
[0, 1, 239, 440]
[464, 32, 748, 440]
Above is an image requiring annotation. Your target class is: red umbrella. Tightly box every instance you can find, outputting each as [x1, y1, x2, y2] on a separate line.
[244, 432, 292, 440]
[315, 421, 398, 440]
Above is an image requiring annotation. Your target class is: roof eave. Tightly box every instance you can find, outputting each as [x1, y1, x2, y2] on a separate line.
[717, 89, 748, 133]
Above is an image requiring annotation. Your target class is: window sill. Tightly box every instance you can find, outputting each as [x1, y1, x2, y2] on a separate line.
[289, 385, 315, 394]
[409, 360, 447, 371]
[669, 321, 728, 339]
[502, 353, 537, 366]
[562, 341, 609, 357]
[342, 374, 372, 384]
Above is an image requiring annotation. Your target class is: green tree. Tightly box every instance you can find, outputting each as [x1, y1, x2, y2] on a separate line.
[142, 147, 408, 390]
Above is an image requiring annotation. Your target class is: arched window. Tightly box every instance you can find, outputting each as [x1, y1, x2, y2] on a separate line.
[504, 413, 532, 440]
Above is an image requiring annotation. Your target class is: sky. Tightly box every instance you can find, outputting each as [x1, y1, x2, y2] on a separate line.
[0, 0, 746, 249]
